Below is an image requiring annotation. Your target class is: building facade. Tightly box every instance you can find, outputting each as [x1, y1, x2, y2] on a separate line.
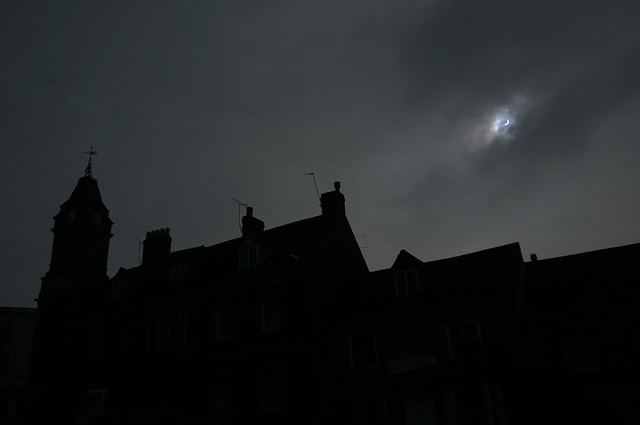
[27, 169, 640, 424]
[0, 307, 37, 425]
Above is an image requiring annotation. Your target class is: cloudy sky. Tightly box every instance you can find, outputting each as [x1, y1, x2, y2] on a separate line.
[2, 0, 640, 307]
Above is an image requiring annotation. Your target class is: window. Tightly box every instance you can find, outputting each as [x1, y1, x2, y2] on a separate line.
[261, 294, 280, 333]
[394, 269, 419, 296]
[216, 306, 234, 340]
[405, 397, 435, 425]
[111, 279, 129, 300]
[239, 245, 260, 270]
[260, 368, 285, 410]
[446, 386, 489, 425]
[447, 320, 483, 359]
[215, 384, 233, 425]
[77, 389, 108, 425]
[170, 264, 190, 281]
[446, 385, 504, 425]
[564, 331, 597, 373]
[349, 333, 378, 369]
[148, 307, 187, 351]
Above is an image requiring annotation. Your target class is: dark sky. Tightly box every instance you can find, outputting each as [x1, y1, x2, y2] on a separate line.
[2, 0, 640, 307]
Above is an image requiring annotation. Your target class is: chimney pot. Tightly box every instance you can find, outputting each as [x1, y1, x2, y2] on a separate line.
[530, 253, 538, 262]
[142, 227, 172, 270]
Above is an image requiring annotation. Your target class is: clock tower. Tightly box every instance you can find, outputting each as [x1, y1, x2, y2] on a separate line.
[29, 155, 113, 424]
[46, 171, 113, 279]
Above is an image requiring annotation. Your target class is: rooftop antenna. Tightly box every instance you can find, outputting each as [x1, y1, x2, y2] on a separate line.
[83, 145, 97, 177]
[232, 198, 249, 232]
[304, 172, 320, 201]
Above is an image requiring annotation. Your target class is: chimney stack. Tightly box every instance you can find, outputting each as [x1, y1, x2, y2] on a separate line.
[242, 207, 264, 238]
[530, 253, 538, 262]
[142, 228, 172, 269]
[320, 181, 346, 218]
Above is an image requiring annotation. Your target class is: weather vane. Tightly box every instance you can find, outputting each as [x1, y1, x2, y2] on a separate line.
[84, 146, 97, 177]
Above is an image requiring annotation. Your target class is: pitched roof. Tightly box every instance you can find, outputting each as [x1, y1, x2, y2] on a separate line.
[112, 214, 347, 281]
[521, 242, 640, 316]
[423, 242, 523, 268]
[60, 176, 110, 213]
[391, 249, 422, 269]
[340, 242, 524, 309]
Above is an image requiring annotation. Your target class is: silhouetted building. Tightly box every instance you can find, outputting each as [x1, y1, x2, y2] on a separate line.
[29, 169, 113, 425]
[30, 173, 369, 424]
[328, 242, 640, 425]
[0, 307, 36, 425]
[329, 243, 524, 425]
[28, 167, 640, 424]
[511, 244, 640, 424]
[102, 182, 367, 424]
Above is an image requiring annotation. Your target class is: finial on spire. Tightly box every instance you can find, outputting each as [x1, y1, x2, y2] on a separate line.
[84, 146, 97, 177]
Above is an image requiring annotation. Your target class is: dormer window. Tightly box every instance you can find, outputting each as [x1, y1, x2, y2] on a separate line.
[239, 244, 261, 270]
[111, 279, 129, 300]
[394, 269, 419, 296]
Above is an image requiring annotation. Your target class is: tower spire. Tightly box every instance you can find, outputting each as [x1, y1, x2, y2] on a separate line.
[83, 146, 97, 177]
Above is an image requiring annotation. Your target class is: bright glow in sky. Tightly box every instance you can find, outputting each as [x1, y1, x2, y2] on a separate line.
[492, 112, 514, 134]
[3, 2, 640, 307]
[471, 95, 529, 149]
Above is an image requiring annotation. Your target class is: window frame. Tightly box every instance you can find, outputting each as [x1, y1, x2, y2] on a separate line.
[259, 367, 285, 410]
[394, 269, 420, 296]
[349, 332, 379, 369]
[238, 244, 261, 270]
[216, 305, 234, 341]
[169, 264, 190, 281]
[446, 319, 483, 360]
[215, 383, 233, 425]
[445, 384, 504, 425]
[261, 294, 281, 333]
[111, 279, 129, 300]
[148, 306, 187, 351]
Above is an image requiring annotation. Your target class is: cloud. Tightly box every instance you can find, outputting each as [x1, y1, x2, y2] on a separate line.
[2, 0, 640, 304]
